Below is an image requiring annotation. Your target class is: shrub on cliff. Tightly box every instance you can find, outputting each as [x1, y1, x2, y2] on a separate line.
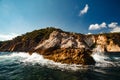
[8, 27, 62, 44]
[20, 27, 62, 43]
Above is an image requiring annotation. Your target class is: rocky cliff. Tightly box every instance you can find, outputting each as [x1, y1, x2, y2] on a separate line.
[91, 33, 120, 52]
[0, 27, 120, 65]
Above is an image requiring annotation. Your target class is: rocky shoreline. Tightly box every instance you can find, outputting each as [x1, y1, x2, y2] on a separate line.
[0, 27, 120, 65]
[35, 48, 95, 65]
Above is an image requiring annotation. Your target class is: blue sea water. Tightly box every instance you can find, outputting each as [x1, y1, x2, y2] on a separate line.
[0, 52, 120, 80]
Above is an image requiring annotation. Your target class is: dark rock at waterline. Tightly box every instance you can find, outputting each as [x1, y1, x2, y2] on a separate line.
[35, 48, 96, 65]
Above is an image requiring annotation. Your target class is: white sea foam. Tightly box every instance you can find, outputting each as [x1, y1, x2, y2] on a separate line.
[0, 52, 30, 64]
[0, 52, 120, 70]
[91, 45, 120, 67]
[21, 53, 90, 71]
[91, 52, 107, 62]
[0, 52, 30, 58]
[0, 52, 90, 71]
[92, 52, 120, 67]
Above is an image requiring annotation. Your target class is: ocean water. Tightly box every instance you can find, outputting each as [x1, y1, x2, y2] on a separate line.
[0, 52, 120, 80]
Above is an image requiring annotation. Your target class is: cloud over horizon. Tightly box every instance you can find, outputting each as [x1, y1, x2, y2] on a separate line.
[89, 22, 106, 30]
[110, 27, 120, 33]
[89, 22, 120, 33]
[108, 22, 120, 33]
[79, 4, 89, 16]
[108, 22, 118, 28]
[0, 33, 18, 41]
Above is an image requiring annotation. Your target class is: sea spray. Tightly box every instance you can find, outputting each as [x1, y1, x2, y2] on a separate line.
[0, 52, 120, 80]
[91, 46, 120, 67]
[0, 52, 91, 71]
[0, 52, 120, 71]
[21, 53, 91, 71]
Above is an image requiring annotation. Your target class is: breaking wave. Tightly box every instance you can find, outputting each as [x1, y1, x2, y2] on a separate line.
[0, 52, 91, 71]
[92, 52, 120, 67]
[0, 51, 120, 71]
[1, 51, 120, 80]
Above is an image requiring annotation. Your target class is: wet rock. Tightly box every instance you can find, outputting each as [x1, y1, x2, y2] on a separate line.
[37, 48, 96, 65]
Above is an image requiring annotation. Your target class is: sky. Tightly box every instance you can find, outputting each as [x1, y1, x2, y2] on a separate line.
[0, 0, 120, 41]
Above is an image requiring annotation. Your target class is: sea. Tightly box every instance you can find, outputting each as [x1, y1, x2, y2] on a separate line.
[0, 52, 120, 80]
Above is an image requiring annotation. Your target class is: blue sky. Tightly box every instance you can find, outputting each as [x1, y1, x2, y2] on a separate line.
[0, 0, 120, 40]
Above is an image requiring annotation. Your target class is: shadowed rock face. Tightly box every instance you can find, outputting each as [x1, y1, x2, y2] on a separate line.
[0, 27, 120, 65]
[38, 48, 95, 65]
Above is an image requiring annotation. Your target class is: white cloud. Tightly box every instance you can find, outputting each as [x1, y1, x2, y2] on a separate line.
[87, 32, 92, 35]
[79, 4, 89, 16]
[88, 22, 120, 33]
[108, 22, 118, 28]
[110, 27, 120, 33]
[0, 33, 18, 41]
[89, 22, 106, 30]
[100, 22, 106, 28]
[89, 24, 100, 30]
[108, 22, 120, 33]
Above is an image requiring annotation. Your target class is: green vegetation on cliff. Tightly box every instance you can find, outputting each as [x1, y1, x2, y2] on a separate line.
[13, 27, 63, 43]
[0, 27, 63, 51]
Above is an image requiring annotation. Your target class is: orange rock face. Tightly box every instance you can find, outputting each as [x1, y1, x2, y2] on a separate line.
[36, 48, 95, 65]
